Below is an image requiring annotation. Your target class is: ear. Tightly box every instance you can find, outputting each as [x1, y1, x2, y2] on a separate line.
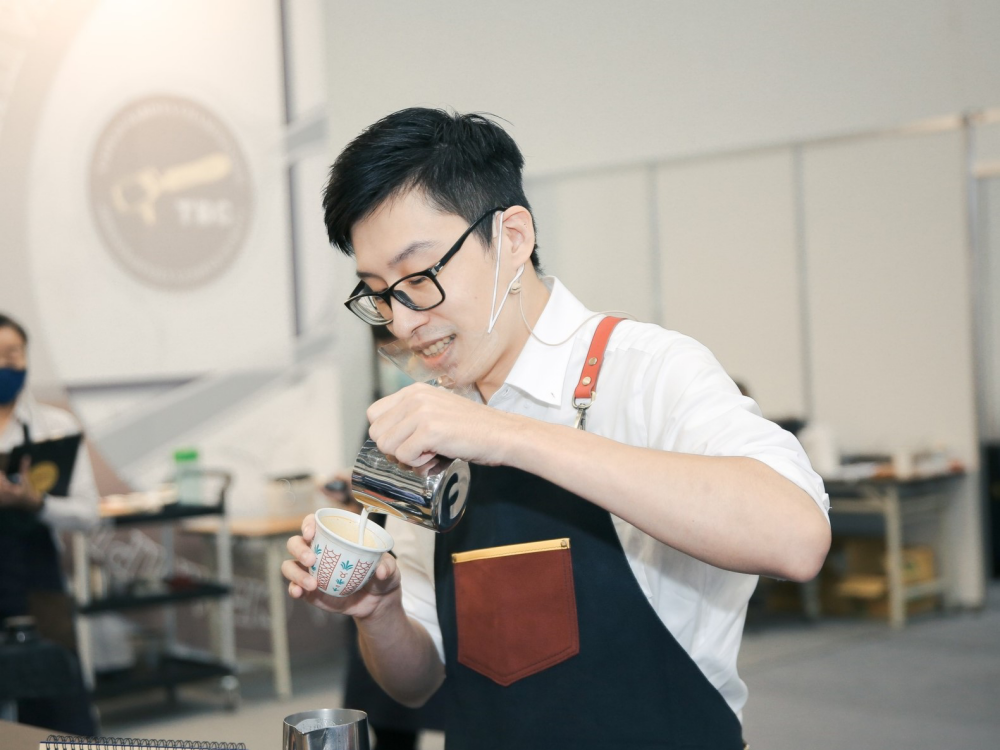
[498, 206, 535, 267]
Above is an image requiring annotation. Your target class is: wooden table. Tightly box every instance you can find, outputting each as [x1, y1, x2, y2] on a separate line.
[184, 515, 306, 699]
[824, 472, 963, 628]
[0, 719, 58, 750]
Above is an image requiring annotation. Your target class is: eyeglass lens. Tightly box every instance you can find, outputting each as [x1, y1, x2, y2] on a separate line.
[356, 274, 444, 324]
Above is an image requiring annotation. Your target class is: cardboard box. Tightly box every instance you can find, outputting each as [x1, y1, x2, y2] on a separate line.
[833, 542, 938, 620]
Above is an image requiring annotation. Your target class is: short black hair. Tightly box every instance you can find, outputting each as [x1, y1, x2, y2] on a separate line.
[323, 107, 540, 271]
[0, 313, 28, 345]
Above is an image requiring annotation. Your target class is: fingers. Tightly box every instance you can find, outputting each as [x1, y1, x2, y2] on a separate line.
[375, 554, 397, 581]
[19, 456, 31, 474]
[281, 558, 316, 594]
[371, 419, 421, 465]
[301, 513, 316, 541]
[367, 383, 438, 440]
[365, 386, 410, 425]
[287, 533, 314, 563]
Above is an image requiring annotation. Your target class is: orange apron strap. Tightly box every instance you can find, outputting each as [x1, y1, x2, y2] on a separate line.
[573, 316, 624, 430]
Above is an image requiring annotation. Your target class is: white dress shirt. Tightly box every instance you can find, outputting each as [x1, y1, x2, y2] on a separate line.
[0, 393, 100, 532]
[387, 277, 829, 719]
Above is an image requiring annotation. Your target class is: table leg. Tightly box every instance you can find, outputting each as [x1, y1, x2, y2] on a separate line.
[265, 539, 292, 699]
[162, 526, 177, 649]
[885, 487, 905, 628]
[72, 531, 95, 689]
[216, 522, 237, 667]
[801, 578, 821, 620]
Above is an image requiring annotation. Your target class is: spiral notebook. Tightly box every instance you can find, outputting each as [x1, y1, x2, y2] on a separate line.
[40, 737, 247, 749]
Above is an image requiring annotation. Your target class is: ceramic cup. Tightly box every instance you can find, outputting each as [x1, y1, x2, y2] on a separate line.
[311, 507, 393, 597]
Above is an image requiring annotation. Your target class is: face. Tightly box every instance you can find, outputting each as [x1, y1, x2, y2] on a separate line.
[351, 191, 532, 392]
[0, 326, 27, 370]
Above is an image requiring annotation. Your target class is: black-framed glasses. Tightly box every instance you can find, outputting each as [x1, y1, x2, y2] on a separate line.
[344, 206, 505, 325]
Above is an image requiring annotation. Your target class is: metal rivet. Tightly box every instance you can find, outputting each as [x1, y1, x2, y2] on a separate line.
[588, 357, 598, 366]
[581, 376, 592, 385]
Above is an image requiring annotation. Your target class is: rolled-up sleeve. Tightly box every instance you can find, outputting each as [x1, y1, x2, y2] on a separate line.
[642, 336, 830, 517]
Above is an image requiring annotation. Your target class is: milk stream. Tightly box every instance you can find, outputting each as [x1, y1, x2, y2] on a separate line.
[357, 506, 371, 546]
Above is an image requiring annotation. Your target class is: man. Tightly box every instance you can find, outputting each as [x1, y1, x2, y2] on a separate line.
[0, 313, 99, 735]
[284, 108, 830, 749]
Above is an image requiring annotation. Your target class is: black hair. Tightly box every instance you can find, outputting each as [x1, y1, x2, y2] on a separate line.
[323, 107, 541, 271]
[0, 313, 28, 345]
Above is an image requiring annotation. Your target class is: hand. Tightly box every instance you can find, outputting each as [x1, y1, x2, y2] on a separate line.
[366, 382, 518, 467]
[282, 513, 401, 619]
[0, 457, 43, 512]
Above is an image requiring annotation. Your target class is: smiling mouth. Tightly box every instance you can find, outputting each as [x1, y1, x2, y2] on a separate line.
[419, 335, 455, 358]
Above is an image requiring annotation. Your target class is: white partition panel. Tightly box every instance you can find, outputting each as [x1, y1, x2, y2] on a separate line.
[803, 131, 982, 604]
[655, 150, 805, 419]
[527, 167, 655, 323]
[802, 132, 975, 458]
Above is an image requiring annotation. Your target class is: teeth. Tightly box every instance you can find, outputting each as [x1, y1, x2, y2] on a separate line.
[421, 335, 454, 357]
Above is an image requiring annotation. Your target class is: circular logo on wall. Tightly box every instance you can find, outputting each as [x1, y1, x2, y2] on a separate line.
[89, 95, 253, 289]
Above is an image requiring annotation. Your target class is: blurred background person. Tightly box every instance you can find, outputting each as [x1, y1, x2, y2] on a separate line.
[0, 312, 99, 735]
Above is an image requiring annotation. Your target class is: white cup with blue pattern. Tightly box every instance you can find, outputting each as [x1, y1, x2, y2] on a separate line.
[311, 507, 393, 597]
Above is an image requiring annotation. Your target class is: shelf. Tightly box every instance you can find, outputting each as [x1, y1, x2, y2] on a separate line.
[93, 653, 234, 699]
[102, 503, 225, 527]
[905, 578, 945, 600]
[78, 581, 230, 614]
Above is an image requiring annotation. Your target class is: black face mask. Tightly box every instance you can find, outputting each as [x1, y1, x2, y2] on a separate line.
[0, 367, 26, 405]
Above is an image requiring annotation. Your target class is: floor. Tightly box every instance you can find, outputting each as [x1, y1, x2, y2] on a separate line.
[98, 585, 1000, 750]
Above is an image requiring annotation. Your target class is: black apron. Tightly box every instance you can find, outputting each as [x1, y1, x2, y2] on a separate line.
[0, 423, 64, 618]
[434, 464, 746, 750]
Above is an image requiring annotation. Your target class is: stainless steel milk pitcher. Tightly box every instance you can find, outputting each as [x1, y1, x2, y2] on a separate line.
[350, 438, 470, 532]
[283, 709, 370, 750]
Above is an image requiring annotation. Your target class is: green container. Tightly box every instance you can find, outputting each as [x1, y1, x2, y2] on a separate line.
[174, 447, 202, 504]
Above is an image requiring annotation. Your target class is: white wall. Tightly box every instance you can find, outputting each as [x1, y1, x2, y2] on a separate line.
[655, 150, 806, 418]
[323, 1, 998, 604]
[0, 0, 348, 513]
[324, 0, 1000, 176]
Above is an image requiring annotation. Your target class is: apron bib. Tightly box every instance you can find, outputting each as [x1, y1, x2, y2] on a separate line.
[432, 318, 744, 749]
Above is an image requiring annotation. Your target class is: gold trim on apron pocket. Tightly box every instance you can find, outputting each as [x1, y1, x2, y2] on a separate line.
[451, 538, 570, 564]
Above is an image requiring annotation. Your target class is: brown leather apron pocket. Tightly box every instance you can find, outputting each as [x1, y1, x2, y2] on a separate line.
[451, 538, 579, 686]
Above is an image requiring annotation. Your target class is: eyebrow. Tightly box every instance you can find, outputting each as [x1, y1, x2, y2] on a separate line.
[355, 239, 441, 280]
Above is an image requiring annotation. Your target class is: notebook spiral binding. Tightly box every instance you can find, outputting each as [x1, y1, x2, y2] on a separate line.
[43, 737, 247, 749]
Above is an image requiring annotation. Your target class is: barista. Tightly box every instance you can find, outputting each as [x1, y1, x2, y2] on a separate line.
[283, 109, 831, 749]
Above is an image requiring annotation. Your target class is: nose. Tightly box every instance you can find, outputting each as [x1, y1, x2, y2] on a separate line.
[387, 298, 427, 341]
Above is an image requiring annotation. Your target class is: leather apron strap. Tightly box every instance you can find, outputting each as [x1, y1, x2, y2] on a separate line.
[573, 316, 623, 431]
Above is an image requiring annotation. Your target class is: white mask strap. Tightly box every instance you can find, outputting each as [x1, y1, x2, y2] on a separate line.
[487, 210, 525, 333]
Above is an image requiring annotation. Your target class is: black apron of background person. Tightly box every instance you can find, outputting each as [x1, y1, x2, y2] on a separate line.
[0, 422, 97, 736]
[0, 423, 63, 616]
[434, 464, 745, 750]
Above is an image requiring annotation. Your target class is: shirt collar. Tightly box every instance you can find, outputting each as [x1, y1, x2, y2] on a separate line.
[504, 277, 595, 407]
[14, 392, 34, 419]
